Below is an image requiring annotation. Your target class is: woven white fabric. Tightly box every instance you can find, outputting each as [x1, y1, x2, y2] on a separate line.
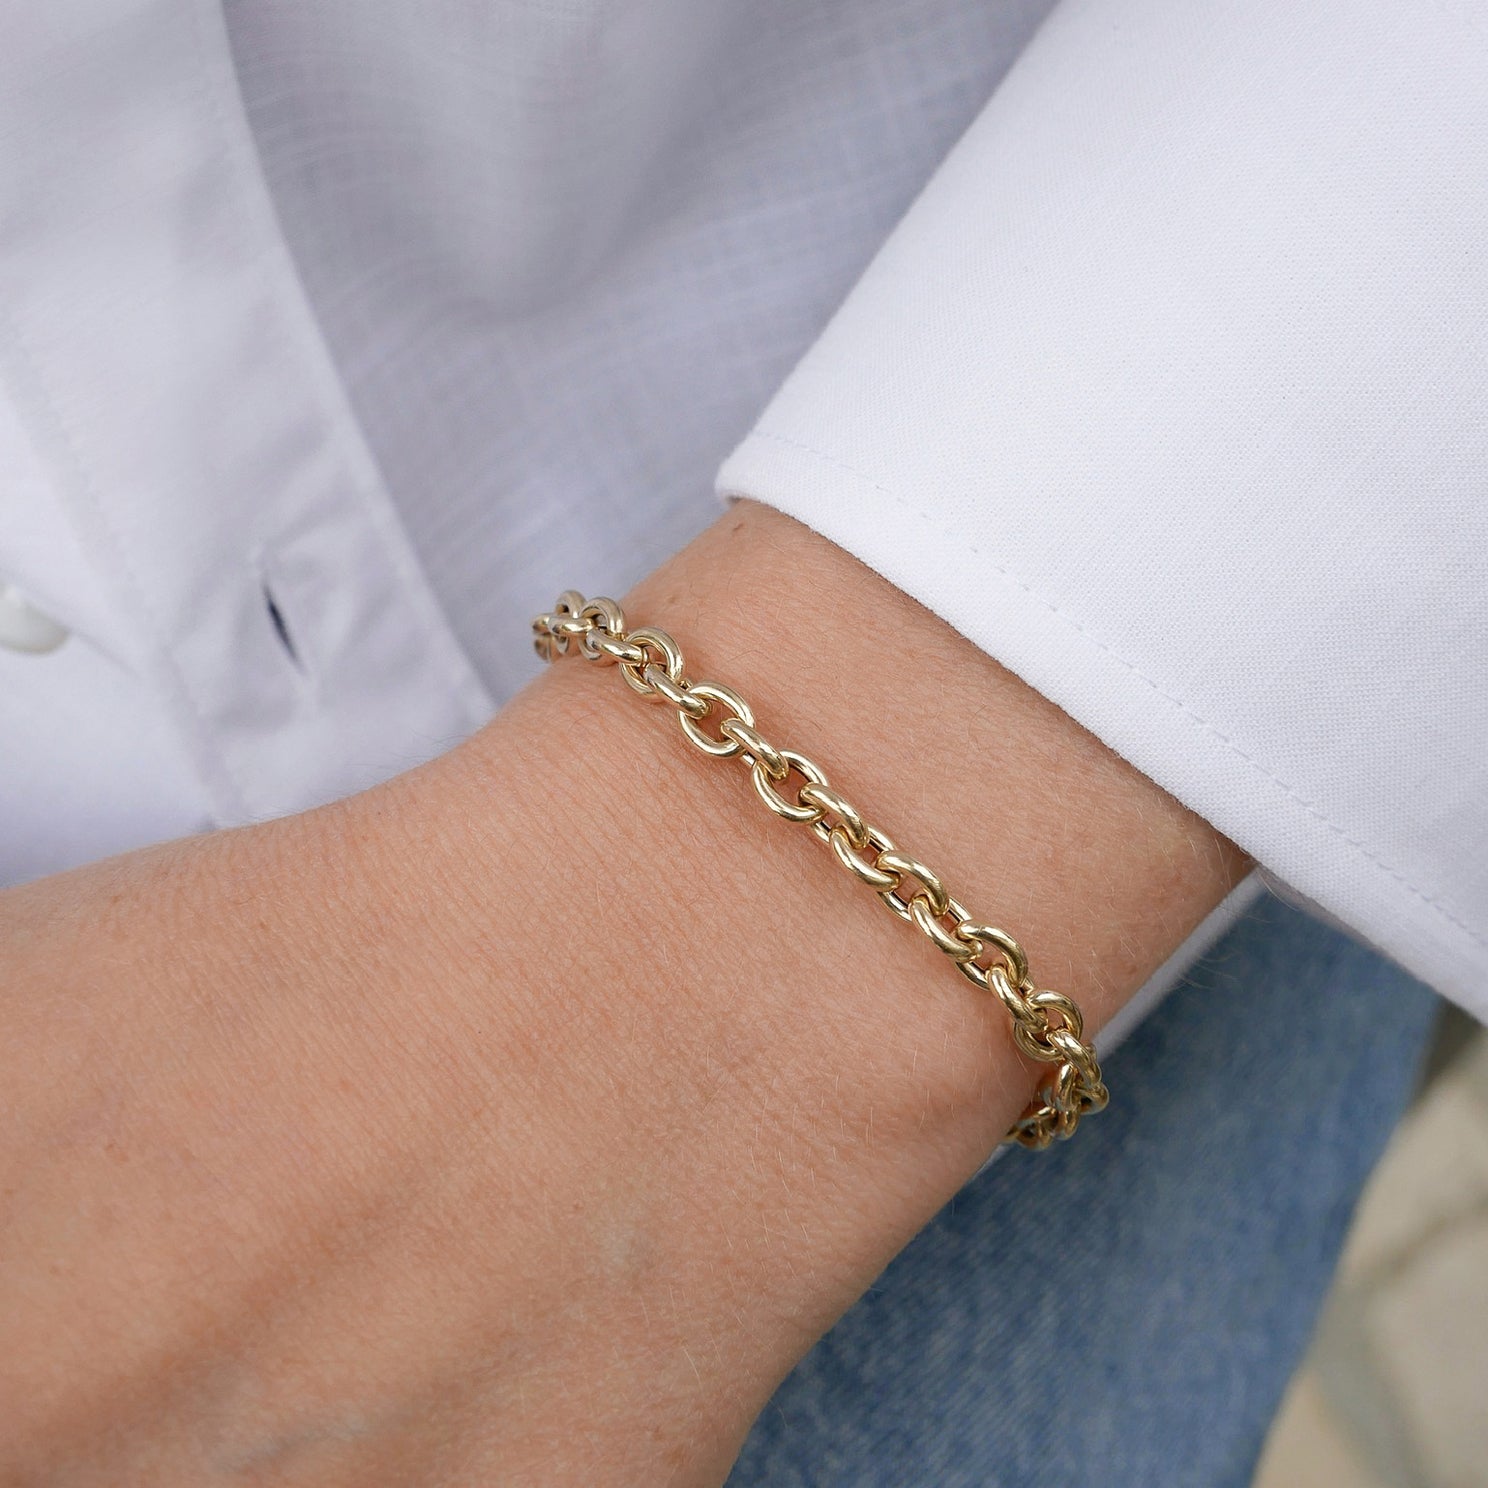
[0, 0, 1482, 1019]
[720, 0, 1488, 1016]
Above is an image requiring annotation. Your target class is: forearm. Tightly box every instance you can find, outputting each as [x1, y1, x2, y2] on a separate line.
[0, 503, 1247, 1483]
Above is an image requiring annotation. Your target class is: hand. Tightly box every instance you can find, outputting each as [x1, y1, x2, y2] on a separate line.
[0, 503, 1247, 1484]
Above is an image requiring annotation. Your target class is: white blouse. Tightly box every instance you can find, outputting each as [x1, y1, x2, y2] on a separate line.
[1, 0, 1483, 1021]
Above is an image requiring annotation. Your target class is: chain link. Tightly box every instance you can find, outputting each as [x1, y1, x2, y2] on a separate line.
[533, 592, 1109, 1150]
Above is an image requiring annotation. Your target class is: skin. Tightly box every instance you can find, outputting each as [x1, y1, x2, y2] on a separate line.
[0, 502, 1248, 1484]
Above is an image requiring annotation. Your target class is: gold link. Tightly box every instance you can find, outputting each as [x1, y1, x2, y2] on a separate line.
[1025, 988, 1084, 1042]
[533, 612, 571, 658]
[1009, 1112, 1053, 1150]
[1013, 1017, 1065, 1065]
[546, 591, 588, 655]
[873, 850, 951, 922]
[579, 597, 627, 659]
[751, 748, 829, 822]
[801, 782, 871, 849]
[643, 665, 711, 719]
[954, 957, 992, 992]
[1051, 1062, 1082, 1117]
[593, 633, 647, 666]
[988, 964, 1041, 1035]
[621, 626, 684, 696]
[532, 591, 1108, 1150]
[674, 691, 713, 721]
[958, 925, 1031, 989]
[581, 596, 626, 632]
[1044, 1025, 1092, 1067]
[828, 822, 900, 891]
[678, 681, 755, 757]
[908, 894, 984, 964]
[1080, 1078, 1111, 1115]
[720, 717, 788, 779]
[532, 616, 558, 662]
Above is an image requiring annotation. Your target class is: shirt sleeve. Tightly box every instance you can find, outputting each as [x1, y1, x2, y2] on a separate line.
[716, 0, 1488, 1018]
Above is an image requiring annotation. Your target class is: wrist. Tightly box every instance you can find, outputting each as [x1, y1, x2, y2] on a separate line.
[0, 500, 1248, 1487]
[393, 501, 1248, 1477]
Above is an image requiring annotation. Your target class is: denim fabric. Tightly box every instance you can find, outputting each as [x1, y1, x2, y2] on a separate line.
[728, 894, 1440, 1487]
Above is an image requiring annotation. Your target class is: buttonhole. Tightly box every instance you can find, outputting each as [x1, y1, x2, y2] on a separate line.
[262, 581, 304, 673]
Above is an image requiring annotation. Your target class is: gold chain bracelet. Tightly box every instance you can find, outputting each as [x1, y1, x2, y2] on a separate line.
[532, 591, 1109, 1150]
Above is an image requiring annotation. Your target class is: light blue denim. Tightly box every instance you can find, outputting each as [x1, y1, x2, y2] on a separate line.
[728, 894, 1440, 1487]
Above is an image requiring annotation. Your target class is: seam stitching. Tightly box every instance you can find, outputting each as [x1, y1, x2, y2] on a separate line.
[746, 424, 1485, 954]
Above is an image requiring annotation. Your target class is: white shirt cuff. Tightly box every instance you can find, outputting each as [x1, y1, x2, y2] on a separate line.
[718, 0, 1488, 1018]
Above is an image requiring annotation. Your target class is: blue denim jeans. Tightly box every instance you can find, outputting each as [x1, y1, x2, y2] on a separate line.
[728, 894, 1439, 1487]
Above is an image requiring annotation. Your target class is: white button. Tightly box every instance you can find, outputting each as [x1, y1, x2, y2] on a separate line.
[0, 582, 69, 654]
